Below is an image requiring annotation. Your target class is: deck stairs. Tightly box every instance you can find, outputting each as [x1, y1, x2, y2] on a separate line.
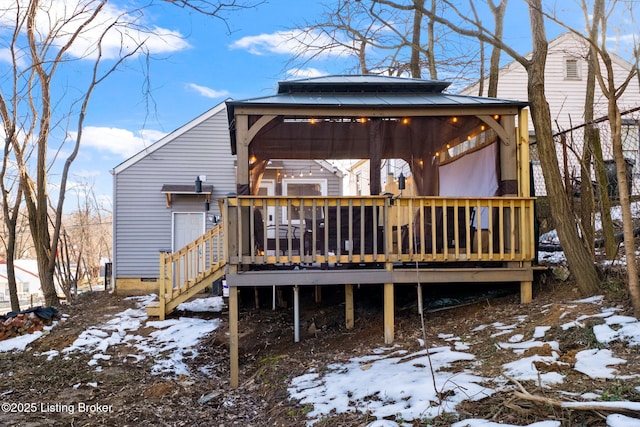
[146, 223, 226, 319]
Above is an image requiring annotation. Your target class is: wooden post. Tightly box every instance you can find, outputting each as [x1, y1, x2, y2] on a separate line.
[345, 284, 354, 330]
[520, 261, 533, 303]
[229, 284, 239, 388]
[314, 285, 322, 304]
[369, 119, 382, 195]
[518, 109, 530, 198]
[159, 252, 167, 321]
[254, 287, 260, 309]
[384, 263, 394, 344]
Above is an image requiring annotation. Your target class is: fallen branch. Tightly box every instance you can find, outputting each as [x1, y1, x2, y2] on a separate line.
[504, 374, 640, 414]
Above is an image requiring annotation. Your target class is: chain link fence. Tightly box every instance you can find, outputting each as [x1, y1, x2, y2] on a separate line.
[532, 107, 640, 234]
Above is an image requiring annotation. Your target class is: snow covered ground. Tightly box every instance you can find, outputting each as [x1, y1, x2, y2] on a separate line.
[288, 295, 640, 427]
[1, 293, 639, 426]
[3, 202, 640, 426]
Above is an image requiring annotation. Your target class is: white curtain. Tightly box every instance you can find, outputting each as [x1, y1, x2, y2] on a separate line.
[438, 142, 498, 228]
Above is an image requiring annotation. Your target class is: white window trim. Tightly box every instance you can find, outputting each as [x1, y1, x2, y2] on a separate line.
[281, 178, 328, 224]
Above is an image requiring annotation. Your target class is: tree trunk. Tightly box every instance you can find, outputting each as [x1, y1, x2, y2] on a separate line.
[527, 0, 600, 295]
[609, 101, 640, 316]
[592, 130, 617, 258]
[410, 0, 424, 78]
[27, 198, 59, 307]
[580, 47, 596, 258]
[487, 0, 506, 98]
[426, 0, 437, 79]
[6, 246, 21, 313]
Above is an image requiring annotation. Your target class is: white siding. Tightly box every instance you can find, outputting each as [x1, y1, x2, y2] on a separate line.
[460, 32, 640, 133]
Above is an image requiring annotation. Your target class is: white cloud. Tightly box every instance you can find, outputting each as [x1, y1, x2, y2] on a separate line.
[187, 83, 230, 99]
[230, 29, 351, 58]
[0, 1, 190, 62]
[286, 67, 327, 78]
[73, 126, 166, 158]
[0, 47, 27, 68]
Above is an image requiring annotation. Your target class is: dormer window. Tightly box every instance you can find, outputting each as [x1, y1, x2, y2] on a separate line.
[565, 58, 581, 80]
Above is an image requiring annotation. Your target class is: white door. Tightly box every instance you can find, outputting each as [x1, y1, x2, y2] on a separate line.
[173, 212, 205, 251]
[173, 213, 205, 283]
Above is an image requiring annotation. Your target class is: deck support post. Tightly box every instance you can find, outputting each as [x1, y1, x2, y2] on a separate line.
[520, 261, 532, 303]
[293, 285, 300, 343]
[158, 252, 167, 321]
[229, 284, 239, 388]
[345, 284, 354, 329]
[254, 287, 260, 309]
[417, 283, 423, 315]
[272, 285, 276, 310]
[315, 285, 322, 304]
[384, 263, 394, 344]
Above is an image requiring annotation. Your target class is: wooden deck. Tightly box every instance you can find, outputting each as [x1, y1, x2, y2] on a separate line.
[149, 195, 536, 319]
[149, 194, 536, 388]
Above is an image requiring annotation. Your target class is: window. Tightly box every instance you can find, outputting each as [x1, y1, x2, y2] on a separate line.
[565, 58, 581, 80]
[282, 179, 327, 223]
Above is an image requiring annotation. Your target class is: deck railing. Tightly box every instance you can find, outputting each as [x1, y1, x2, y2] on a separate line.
[158, 222, 225, 312]
[224, 196, 535, 266]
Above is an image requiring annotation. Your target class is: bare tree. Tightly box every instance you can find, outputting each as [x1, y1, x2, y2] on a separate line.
[536, 0, 640, 313]
[486, 0, 507, 97]
[372, 0, 601, 295]
[0, 1, 181, 306]
[583, 0, 640, 314]
[0, 0, 259, 308]
[0, 143, 25, 312]
[286, 0, 473, 80]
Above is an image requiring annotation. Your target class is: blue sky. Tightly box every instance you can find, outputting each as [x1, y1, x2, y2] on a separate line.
[9, 0, 634, 212]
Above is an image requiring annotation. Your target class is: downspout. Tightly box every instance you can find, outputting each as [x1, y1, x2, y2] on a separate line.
[110, 168, 117, 294]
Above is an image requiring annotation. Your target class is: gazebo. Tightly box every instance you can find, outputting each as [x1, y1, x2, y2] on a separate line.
[152, 75, 535, 388]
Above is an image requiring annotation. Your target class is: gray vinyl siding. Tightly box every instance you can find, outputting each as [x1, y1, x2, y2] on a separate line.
[114, 105, 236, 278]
[114, 104, 343, 279]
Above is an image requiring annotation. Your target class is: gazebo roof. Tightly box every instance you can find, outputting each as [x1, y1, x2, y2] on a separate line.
[226, 74, 527, 154]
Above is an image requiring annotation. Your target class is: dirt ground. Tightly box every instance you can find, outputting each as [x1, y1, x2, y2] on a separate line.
[1, 274, 639, 427]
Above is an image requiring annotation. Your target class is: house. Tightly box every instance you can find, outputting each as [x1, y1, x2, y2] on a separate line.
[140, 75, 536, 387]
[0, 259, 42, 313]
[460, 31, 640, 196]
[111, 102, 343, 296]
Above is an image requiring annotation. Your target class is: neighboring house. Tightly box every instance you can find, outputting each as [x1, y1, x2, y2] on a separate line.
[112, 101, 343, 295]
[461, 31, 640, 132]
[460, 31, 640, 196]
[0, 259, 42, 312]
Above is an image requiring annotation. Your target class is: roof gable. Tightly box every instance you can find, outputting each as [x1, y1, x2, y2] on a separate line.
[113, 100, 228, 174]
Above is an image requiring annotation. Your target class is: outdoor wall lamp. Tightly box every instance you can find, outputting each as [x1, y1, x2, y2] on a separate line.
[195, 176, 202, 193]
[205, 200, 210, 211]
[398, 172, 406, 190]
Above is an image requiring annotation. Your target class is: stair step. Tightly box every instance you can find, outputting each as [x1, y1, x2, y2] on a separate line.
[146, 302, 161, 317]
